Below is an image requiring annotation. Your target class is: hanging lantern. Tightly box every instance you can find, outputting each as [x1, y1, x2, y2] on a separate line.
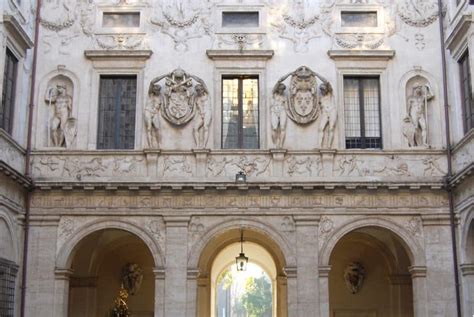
[235, 229, 248, 271]
[235, 171, 246, 183]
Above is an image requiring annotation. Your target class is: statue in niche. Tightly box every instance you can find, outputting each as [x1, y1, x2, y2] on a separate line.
[318, 81, 337, 149]
[144, 80, 165, 148]
[270, 81, 288, 148]
[343, 262, 365, 294]
[121, 263, 143, 296]
[45, 84, 76, 148]
[278, 66, 327, 125]
[191, 75, 212, 148]
[402, 82, 434, 147]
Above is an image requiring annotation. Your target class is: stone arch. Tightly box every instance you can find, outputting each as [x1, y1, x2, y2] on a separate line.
[56, 218, 164, 269]
[0, 208, 19, 263]
[35, 67, 80, 148]
[190, 218, 294, 317]
[188, 217, 296, 270]
[319, 216, 425, 267]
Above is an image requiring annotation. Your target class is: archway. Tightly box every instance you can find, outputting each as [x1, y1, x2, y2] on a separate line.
[461, 213, 474, 316]
[328, 227, 414, 317]
[195, 227, 288, 317]
[67, 229, 155, 317]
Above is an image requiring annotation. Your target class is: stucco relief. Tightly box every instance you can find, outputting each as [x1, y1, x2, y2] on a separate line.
[95, 34, 148, 50]
[216, 33, 264, 50]
[147, 219, 165, 252]
[269, 0, 321, 52]
[397, 0, 439, 28]
[207, 156, 271, 177]
[320, 0, 397, 49]
[40, 0, 77, 32]
[318, 216, 334, 248]
[281, 216, 295, 232]
[32, 155, 146, 180]
[150, 0, 214, 52]
[0, 137, 25, 174]
[285, 155, 322, 177]
[405, 216, 423, 237]
[163, 156, 193, 177]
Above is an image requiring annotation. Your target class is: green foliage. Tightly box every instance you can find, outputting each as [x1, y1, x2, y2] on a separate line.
[217, 269, 234, 290]
[241, 275, 272, 317]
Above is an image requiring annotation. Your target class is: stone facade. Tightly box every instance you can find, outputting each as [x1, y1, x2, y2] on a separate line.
[0, 0, 473, 316]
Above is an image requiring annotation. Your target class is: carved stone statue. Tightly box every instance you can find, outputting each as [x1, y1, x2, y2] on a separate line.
[270, 82, 288, 148]
[192, 75, 212, 148]
[121, 263, 143, 296]
[45, 84, 76, 148]
[343, 262, 365, 294]
[278, 66, 325, 125]
[144, 80, 164, 148]
[403, 83, 434, 147]
[318, 81, 337, 149]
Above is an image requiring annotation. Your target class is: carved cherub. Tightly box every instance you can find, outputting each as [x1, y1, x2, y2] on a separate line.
[191, 75, 211, 148]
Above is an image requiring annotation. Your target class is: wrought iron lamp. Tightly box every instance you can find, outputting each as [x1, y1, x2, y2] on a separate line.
[235, 171, 246, 183]
[235, 229, 249, 271]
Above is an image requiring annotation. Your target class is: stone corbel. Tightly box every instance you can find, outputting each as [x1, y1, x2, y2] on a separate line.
[408, 266, 427, 278]
[320, 150, 336, 177]
[144, 149, 160, 177]
[284, 266, 297, 279]
[192, 149, 210, 178]
[270, 149, 287, 177]
[460, 264, 474, 276]
[54, 268, 74, 281]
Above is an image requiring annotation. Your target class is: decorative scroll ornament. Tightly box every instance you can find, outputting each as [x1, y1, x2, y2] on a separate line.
[344, 262, 366, 294]
[275, 66, 330, 125]
[397, 0, 439, 27]
[150, 1, 213, 52]
[149, 69, 208, 126]
[40, 0, 77, 32]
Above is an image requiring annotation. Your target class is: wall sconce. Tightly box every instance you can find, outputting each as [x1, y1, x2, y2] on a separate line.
[235, 171, 246, 183]
[235, 228, 248, 271]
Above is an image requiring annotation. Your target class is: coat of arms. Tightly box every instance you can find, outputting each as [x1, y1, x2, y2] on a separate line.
[149, 68, 204, 126]
[344, 262, 366, 294]
[276, 66, 324, 124]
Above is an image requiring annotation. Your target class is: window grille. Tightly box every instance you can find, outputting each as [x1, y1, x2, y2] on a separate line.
[222, 76, 259, 149]
[97, 76, 137, 149]
[344, 77, 382, 149]
[1, 49, 18, 134]
[459, 52, 474, 133]
[0, 258, 18, 317]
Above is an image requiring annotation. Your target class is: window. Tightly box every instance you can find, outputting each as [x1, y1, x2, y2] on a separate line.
[459, 52, 474, 133]
[222, 12, 259, 28]
[341, 11, 378, 27]
[222, 76, 259, 149]
[1, 49, 18, 134]
[102, 12, 140, 28]
[97, 76, 137, 149]
[344, 77, 382, 149]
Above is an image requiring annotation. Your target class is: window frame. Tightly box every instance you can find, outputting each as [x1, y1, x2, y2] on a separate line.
[96, 75, 138, 150]
[221, 75, 260, 149]
[343, 76, 383, 149]
[1, 48, 19, 134]
[459, 51, 473, 134]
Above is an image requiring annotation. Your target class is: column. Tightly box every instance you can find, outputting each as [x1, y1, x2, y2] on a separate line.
[294, 215, 320, 317]
[461, 264, 474, 317]
[154, 268, 165, 317]
[284, 266, 297, 317]
[186, 269, 199, 317]
[163, 216, 190, 317]
[318, 266, 331, 317]
[409, 266, 428, 317]
[53, 268, 73, 317]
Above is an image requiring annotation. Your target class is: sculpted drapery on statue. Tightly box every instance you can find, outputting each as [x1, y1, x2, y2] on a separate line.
[272, 66, 337, 149]
[145, 68, 211, 148]
[45, 84, 76, 148]
[402, 81, 434, 147]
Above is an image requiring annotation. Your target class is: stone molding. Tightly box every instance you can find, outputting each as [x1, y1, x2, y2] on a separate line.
[318, 265, 331, 278]
[284, 266, 297, 278]
[460, 263, 474, 276]
[408, 266, 427, 278]
[54, 268, 74, 281]
[206, 49, 274, 60]
[153, 268, 166, 280]
[84, 50, 153, 61]
[3, 14, 34, 55]
[328, 50, 395, 61]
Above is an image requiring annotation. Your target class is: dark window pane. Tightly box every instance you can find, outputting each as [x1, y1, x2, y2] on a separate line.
[344, 77, 382, 149]
[222, 76, 259, 149]
[341, 11, 378, 27]
[1, 49, 18, 134]
[97, 76, 136, 149]
[459, 52, 474, 133]
[0, 258, 18, 317]
[222, 12, 259, 28]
